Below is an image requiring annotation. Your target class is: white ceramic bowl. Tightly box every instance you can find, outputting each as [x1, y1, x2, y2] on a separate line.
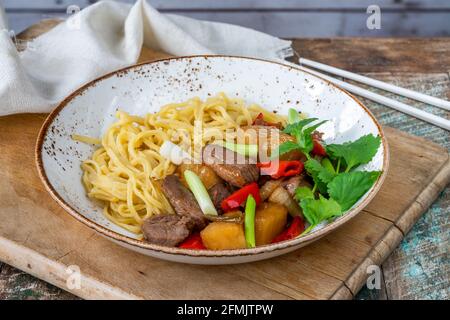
[36, 56, 389, 265]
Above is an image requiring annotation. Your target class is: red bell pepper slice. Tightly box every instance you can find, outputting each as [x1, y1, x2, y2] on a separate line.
[252, 113, 282, 129]
[179, 233, 206, 250]
[312, 139, 327, 157]
[221, 182, 261, 212]
[272, 216, 305, 243]
[257, 160, 304, 179]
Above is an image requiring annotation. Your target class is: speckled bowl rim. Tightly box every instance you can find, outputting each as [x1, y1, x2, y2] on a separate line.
[35, 55, 389, 258]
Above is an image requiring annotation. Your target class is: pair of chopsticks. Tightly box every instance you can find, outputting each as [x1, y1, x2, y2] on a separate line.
[291, 57, 450, 131]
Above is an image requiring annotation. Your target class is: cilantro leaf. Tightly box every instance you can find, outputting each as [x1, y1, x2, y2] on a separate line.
[273, 141, 299, 159]
[283, 118, 318, 135]
[328, 171, 381, 211]
[279, 118, 327, 156]
[321, 158, 336, 177]
[288, 108, 300, 124]
[295, 132, 314, 155]
[303, 120, 328, 137]
[304, 158, 335, 194]
[326, 134, 381, 172]
[295, 120, 328, 155]
[294, 186, 315, 202]
[300, 195, 342, 225]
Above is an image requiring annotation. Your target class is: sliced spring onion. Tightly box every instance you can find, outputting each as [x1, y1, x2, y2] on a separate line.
[244, 194, 256, 248]
[216, 141, 258, 158]
[184, 170, 218, 216]
[288, 108, 300, 124]
[160, 141, 191, 165]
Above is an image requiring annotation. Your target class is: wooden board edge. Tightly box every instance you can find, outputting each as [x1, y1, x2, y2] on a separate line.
[0, 237, 143, 300]
[343, 226, 403, 296]
[329, 284, 353, 300]
[396, 157, 450, 234]
[344, 154, 450, 297]
[225, 268, 312, 300]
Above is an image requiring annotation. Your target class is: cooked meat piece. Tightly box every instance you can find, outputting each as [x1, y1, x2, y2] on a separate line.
[241, 125, 306, 161]
[203, 145, 259, 187]
[142, 214, 193, 247]
[177, 163, 221, 190]
[281, 174, 312, 197]
[208, 182, 231, 213]
[162, 174, 207, 230]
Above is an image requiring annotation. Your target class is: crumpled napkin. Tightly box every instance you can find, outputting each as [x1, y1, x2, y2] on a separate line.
[0, 0, 292, 115]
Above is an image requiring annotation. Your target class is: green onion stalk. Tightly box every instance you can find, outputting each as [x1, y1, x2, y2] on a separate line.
[217, 141, 258, 158]
[184, 170, 218, 216]
[244, 194, 257, 248]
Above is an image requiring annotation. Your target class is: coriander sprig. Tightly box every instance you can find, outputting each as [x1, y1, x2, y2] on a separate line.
[289, 128, 382, 232]
[275, 109, 327, 160]
[277, 108, 382, 233]
[326, 134, 381, 172]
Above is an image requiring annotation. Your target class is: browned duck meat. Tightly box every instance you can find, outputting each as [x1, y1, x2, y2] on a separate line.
[203, 145, 259, 187]
[142, 214, 194, 246]
[241, 125, 306, 161]
[162, 174, 207, 230]
[208, 182, 231, 213]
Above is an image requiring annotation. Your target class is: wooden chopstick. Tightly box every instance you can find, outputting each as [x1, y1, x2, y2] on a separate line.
[296, 64, 450, 131]
[299, 57, 450, 112]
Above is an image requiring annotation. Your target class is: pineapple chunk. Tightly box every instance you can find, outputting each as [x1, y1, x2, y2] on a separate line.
[200, 220, 246, 250]
[255, 202, 288, 245]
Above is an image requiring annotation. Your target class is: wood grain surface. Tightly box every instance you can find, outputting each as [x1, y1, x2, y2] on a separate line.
[0, 20, 449, 300]
[292, 38, 450, 74]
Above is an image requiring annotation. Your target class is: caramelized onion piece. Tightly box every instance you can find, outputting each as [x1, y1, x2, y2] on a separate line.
[205, 211, 244, 224]
[268, 187, 303, 218]
[260, 179, 283, 201]
[281, 174, 312, 197]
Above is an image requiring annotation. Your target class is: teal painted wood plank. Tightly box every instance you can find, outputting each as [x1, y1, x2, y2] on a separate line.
[357, 188, 449, 300]
[0, 263, 77, 300]
[355, 72, 449, 300]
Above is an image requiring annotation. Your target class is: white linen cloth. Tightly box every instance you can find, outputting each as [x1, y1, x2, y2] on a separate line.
[0, 0, 292, 115]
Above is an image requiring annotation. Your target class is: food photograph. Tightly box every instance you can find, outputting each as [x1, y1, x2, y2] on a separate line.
[0, 0, 448, 305]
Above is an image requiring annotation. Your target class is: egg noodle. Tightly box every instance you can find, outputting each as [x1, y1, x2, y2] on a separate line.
[79, 93, 287, 235]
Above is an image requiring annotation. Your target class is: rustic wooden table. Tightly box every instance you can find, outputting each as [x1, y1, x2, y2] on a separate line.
[0, 30, 448, 299]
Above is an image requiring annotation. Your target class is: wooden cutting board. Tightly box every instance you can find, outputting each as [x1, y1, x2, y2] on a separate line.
[0, 20, 449, 300]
